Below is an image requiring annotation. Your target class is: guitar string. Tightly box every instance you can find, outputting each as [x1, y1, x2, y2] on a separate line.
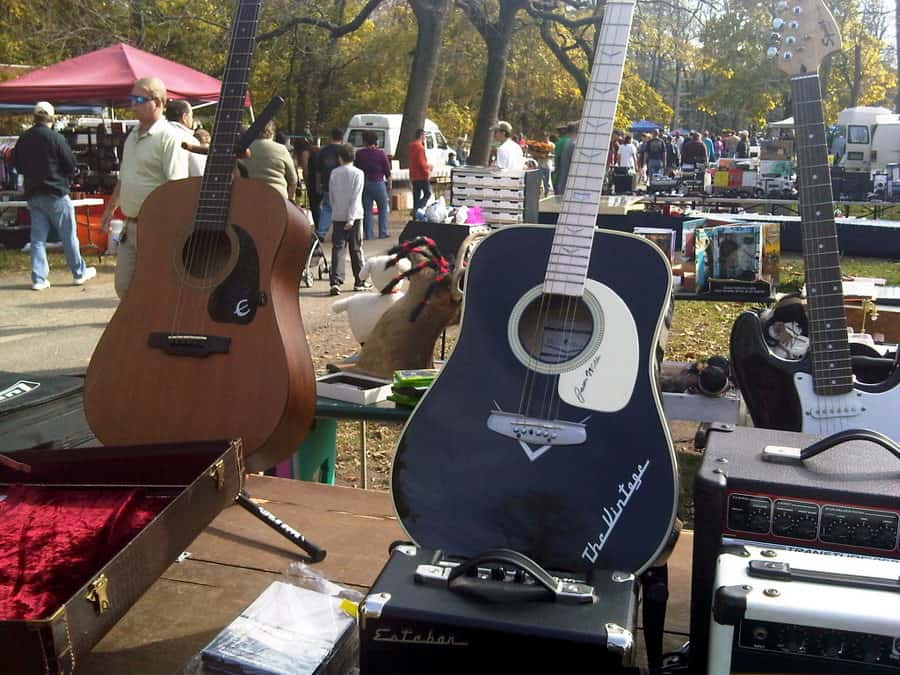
[524, 5, 632, 425]
[171, 7, 257, 340]
[795, 74, 851, 435]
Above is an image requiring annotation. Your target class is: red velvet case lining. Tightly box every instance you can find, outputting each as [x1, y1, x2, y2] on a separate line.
[0, 485, 172, 620]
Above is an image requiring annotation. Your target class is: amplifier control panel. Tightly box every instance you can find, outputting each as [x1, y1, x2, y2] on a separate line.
[726, 493, 900, 555]
[738, 619, 900, 670]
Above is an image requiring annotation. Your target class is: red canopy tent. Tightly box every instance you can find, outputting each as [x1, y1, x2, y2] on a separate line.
[0, 43, 225, 104]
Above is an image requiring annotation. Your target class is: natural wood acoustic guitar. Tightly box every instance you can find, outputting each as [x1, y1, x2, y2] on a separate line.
[85, 0, 315, 472]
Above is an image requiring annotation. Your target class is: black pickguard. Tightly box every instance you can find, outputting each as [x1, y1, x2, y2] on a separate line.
[391, 226, 677, 574]
[209, 224, 260, 324]
[730, 310, 900, 431]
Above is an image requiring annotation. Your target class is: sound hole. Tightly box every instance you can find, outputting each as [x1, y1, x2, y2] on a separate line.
[181, 230, 232, 280]
[518, 294, 594, 365]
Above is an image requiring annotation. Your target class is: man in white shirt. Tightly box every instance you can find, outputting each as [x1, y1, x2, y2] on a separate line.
[100, 77, 189, 298]
[165, 99, 206, 177]
[492, 121, 525, 171]
[328, 143, 367, 295]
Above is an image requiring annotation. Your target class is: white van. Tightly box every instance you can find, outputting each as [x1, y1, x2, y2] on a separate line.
[344, 114, 451, 168]
[834, 106, 900, 173]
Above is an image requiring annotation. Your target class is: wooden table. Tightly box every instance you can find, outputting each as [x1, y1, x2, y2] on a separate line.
[78, 476, 693, 673]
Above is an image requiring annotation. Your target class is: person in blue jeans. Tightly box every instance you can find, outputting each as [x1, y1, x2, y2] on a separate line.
[354, 131, 392, 239]
[314, 128, 344, 241]
[12, 101, 95, 290]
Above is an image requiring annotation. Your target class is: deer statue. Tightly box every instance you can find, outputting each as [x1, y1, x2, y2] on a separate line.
[352, 236, 475, 380]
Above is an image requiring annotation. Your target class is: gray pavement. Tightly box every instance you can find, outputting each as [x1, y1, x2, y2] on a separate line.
[0, 215, 407, 377]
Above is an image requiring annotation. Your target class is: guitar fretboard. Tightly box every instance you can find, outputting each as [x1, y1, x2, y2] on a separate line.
[790, 73, 852, 395]
[544, 0, 635, 297]
[196, 0, 261, 232]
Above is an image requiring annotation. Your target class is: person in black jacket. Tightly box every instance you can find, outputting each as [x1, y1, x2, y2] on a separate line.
[12, 101, 95, 290]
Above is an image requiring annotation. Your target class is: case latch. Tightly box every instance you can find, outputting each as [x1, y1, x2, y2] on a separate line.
[210, 459, 226, 489]
[85, 574, 110, 614]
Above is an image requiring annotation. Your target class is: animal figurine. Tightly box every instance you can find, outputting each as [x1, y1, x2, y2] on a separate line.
[331, 255, 412, 344]
[353, 237, 467, 379]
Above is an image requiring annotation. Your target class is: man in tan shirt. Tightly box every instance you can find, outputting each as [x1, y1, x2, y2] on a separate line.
[101, 77, 189, 298]
[237, 121, 298, 201]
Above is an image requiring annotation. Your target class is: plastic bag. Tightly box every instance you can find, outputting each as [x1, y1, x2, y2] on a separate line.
[452, 205, 469, 224]
[424, 196, 448, 223]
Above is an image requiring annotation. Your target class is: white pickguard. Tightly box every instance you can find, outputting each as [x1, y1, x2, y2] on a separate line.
[794, 372, 900, 436]
[558, 278, 639, 411]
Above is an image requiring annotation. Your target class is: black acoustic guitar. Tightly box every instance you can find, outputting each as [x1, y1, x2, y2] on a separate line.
[391, 0, 679, 575]
[730, 0, 900, 435]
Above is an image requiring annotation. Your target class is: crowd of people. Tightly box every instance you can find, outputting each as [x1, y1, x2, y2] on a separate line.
[607, 127, 755, 183]
[14, 75, 761, 297]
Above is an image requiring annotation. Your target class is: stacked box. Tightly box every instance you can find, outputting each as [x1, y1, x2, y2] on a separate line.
[450, 168, 542, 227]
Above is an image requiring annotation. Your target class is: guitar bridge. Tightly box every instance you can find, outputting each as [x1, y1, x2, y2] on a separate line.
[487, 410, 586, 446]
[148, 332, 231, 357]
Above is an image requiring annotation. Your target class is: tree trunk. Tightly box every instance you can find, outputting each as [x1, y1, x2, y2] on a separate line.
[465, 0, 527, 166]
[671, 61, 682, 130]
[896, 0, 900, 112]
[397, 0, 451, 168]
[850, 42, 862, 108]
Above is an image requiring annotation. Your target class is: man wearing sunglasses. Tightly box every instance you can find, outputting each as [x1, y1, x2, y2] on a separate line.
[101, 77, 188, 298]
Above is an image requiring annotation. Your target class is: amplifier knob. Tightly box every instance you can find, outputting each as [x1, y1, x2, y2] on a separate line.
[786, 629, 807, 653]
[874, 527, 898, 550]
[823, 519, 851, 543]
[749, 511, 770, 532]
[852, 523, 873, 546]
[863, 637, 884, 663]
[824, 632, 845, 657]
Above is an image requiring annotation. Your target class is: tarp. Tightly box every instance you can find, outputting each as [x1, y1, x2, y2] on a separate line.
[629, 119, 663, 133]
[0, 103, 103, 115]
[768, 116, 794, 128]
[0, 43, 226, 104]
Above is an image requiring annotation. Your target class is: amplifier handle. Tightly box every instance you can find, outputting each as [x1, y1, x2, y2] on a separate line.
[762, 428, 900, 464]
[748, 560, 900, 593]
[445, 549, 577, 604]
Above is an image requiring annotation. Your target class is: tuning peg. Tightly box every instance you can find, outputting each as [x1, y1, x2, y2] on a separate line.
[792, 5, 802, 14]
[771, 32, 782, 42]
[788, 19, 799, 29]
[773, 17, 785, 30]
[777, 0, 788, 10]
[785, 35, 797, 45]
[782, 51, 793, 61]
[766, 46, 779, 59]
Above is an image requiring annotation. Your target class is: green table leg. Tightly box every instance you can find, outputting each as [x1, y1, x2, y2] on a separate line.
[295, 418, 337, 484]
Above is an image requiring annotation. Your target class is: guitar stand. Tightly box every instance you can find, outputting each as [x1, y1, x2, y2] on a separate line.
[640, 563, 669, 674]
[236, 490, 327, 562]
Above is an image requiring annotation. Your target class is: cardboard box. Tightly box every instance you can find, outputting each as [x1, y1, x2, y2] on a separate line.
[694, 228, 712, 292]
[712, 224, 762, 281]
[316, 372, 392, 405]
[634, 227, 676, 262]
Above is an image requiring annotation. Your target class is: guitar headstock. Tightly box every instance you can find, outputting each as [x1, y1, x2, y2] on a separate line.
[767, 0, 842, 76]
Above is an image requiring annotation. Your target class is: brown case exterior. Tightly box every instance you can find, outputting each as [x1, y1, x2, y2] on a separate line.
[0, 439, 244, 674]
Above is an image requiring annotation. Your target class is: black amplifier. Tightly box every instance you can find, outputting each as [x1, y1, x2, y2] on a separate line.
[359, 545, 639, 674]
[689, 425, 900, 674]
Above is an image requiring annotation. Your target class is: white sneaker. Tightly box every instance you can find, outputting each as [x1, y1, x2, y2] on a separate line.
[31, 280, 50, 291]
[74, 266, 97, 285]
